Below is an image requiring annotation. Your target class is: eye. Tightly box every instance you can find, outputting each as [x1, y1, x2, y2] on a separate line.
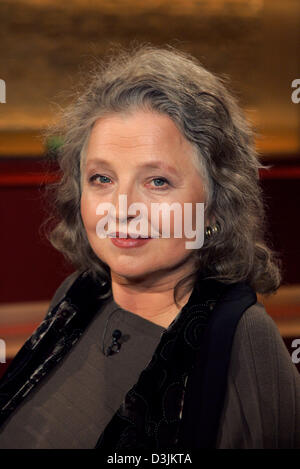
[149, 177, 170, 189]
[88, 174, 112, 185]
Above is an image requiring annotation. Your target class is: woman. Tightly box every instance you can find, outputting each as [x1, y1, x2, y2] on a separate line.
[0, 45, 299, 450]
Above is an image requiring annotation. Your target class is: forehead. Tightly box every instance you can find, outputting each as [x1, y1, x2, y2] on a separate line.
[84, 109, 196, 163]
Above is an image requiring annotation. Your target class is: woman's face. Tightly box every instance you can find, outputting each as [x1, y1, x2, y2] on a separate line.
[80, 108, 207, 282]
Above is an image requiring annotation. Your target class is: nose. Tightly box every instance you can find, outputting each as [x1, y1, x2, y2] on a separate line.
[113, 181, 140, 224]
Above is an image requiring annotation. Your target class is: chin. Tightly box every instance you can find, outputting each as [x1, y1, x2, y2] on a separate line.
[108, 260, 157, 280]
[104, 251, 167, 279]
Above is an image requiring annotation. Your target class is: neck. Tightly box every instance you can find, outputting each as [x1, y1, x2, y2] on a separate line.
[110, 266, 196, 329]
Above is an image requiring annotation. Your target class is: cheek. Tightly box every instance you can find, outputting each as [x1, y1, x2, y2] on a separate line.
[80, 192, 99, 232]
[152, 205, 191, 238]
[80, 194, 89, 230]
[156, 236, 191, 260]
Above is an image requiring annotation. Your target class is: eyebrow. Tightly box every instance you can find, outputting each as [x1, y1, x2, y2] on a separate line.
[85, 158, 180, 176]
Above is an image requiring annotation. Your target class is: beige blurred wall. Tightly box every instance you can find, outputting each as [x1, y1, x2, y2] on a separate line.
[0, 0, 299, 156]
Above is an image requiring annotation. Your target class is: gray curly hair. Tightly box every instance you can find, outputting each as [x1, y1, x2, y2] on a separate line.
[43, 44, 282, 304]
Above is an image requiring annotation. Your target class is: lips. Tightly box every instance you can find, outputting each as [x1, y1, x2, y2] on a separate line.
[109, 235, 152, 249]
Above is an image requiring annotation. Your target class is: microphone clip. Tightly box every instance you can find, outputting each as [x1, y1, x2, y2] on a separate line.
[105, 329, 122, 356]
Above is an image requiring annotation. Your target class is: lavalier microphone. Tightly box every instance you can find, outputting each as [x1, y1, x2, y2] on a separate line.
[104, 329, 122, 356]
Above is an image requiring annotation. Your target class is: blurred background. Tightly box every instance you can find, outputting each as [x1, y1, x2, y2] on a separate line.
[0, 0, 299, 374]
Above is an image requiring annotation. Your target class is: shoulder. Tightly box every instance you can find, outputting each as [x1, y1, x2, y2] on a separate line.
[231, 300, 300, 392]
[233, 301, 288, 358]
[216, 301, 300, 448]
[47, 270, 82, 312]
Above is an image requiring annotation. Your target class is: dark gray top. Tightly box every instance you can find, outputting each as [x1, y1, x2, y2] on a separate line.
[0, 271, 300, 449]
[0, 296, 166, 449]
